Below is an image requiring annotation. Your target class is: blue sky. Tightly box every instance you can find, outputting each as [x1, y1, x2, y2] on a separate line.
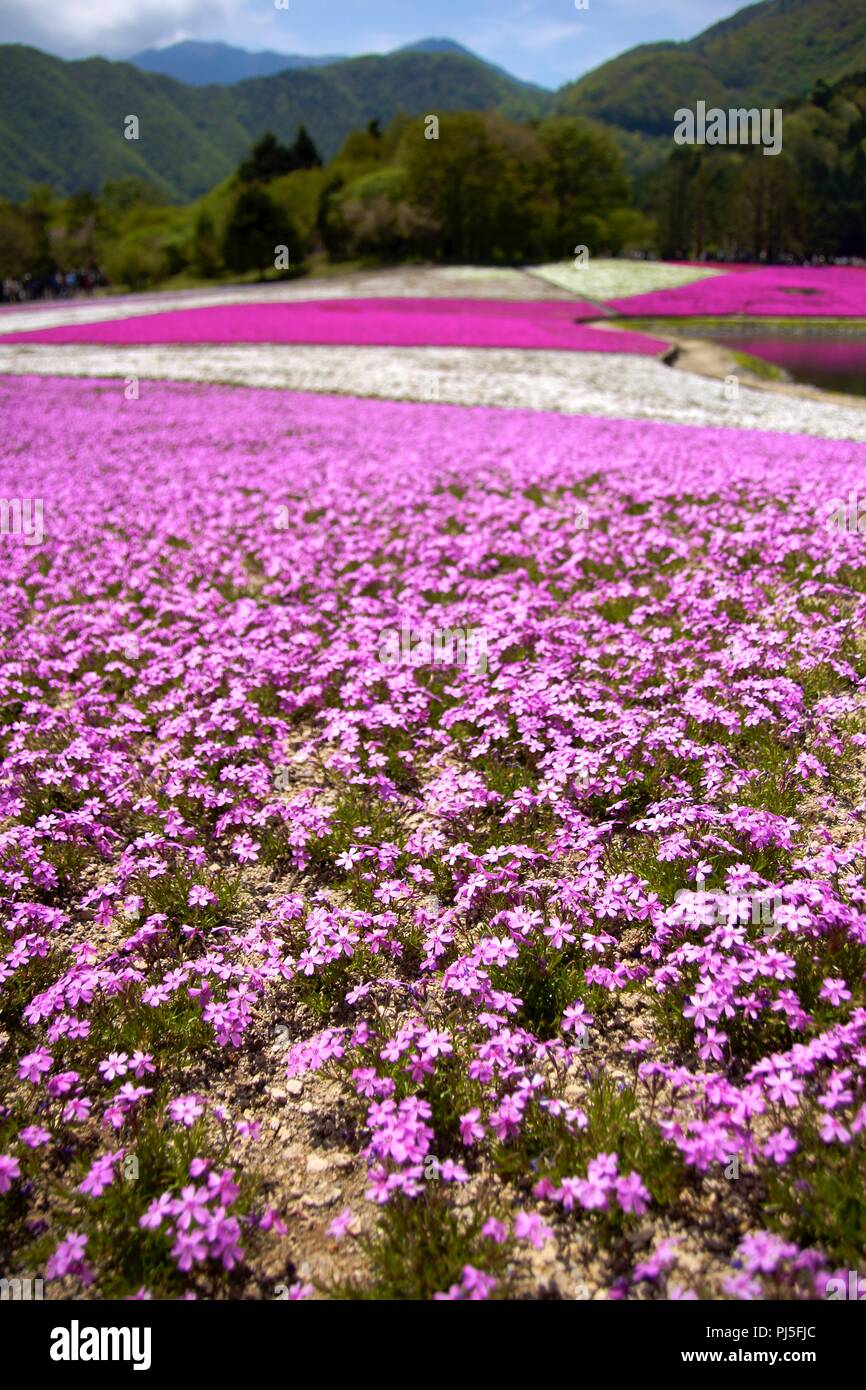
[0, 0, 752, 87]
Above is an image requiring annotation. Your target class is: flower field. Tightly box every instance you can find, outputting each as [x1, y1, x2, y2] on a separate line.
[3, 340, 864, 441]
[0, 266, 569, 341]
[608, 265, 866, 319]
[0, 297, 667, 355]
[2, 370, 866, 1301]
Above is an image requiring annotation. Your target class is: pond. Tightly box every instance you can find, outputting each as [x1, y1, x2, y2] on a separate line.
[689, 325, 866, 397]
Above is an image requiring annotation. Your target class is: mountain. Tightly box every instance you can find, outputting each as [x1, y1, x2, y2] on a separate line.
[0, 44, 553, 200]
[126, 37, 541, 90]
[398, 40, 477, 56]
[396, 38, 542, 89]
[556, 0, 866, 137]
[4, 0, 865, 203]
[128, 40, 345, 85]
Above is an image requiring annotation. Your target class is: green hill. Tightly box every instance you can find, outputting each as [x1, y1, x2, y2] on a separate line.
[0, 45, 553, 201]
[556, 0, 866, 137]
[4, 0, 866, 202]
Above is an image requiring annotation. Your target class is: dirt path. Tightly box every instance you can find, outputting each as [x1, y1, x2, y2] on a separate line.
[594, 320, 866, 413]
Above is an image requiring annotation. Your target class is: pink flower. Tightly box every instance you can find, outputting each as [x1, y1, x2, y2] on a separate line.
[762, 1127, 798, 1164]
[819, 977, 851, 1007]
[819, 1114, 851, 1144]
[140, 1194, 175, 1230]
[326, 1207, 354, 1240]
[98, 1052, 130, 1082]
[171, 1230, 208, 1272]
[167, 1094, 204, 1127]
[461, 1265, 497, 1300]
[459, 1108, 485, 1146]
[130, 1051, 156, 1077]
[698, 1028, 728, 1062]
[231, 834, 260, 864]
[18, 1126, 51, 1149]
[514, 1210, 553, 1249]
[438, 1159, 469, 1182]
[562, 1001, 594, 1032]
[544, 917, 575, 949]
[46, 1232, 91, 1283]
[18, 1047, 53, 1084]
[0, 1155, 21, 1193]
[78, 1152, 121, 1197]
[188, 884, 217, 908]
[616, 1172, 651, 1215]
[481, 1218, 508, 1244]
[765, 1070, 803, 1108]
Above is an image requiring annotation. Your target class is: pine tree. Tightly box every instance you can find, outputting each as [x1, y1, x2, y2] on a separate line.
[237, 133, 296, 184]
[221, 187, 291, 275]
[291, 126, 322, 170]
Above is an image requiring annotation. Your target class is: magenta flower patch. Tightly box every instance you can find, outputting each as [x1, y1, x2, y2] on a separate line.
[0, 374, 865, 1301]
[607, 265, 866, 318]
[1, 296, 669, 354]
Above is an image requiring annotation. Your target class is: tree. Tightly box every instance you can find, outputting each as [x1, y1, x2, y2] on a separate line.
[291, 125, 322, 170]
[337, 128, 386, 163]
[20, 187, 57, 278]
[237, 128, 323, 183]
[59, 190, 100, 270]
[812, 79, 832, 111]
[537, 117, 630, 256]
[221, 187, 292, 275]
[403, 112, 548, 262]
[337, 168, 439, 259]
[238, 133, 296, 183]
[101, 178, 163, 215]
[192, 209, 220, 277]
[0, 201, 38, 279]
[316, 174, 347, 256]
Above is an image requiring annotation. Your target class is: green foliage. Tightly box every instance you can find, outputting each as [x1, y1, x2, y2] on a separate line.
[0, 198, 38, 276]
[330, 1190, 509, 1300]
[3, 7, 865, 288]
[221, 185, 297, 274]
[537, 115, 631, 252]
[316, 173, 347, 256]
[292, 125, 322, 169]
[641, 67, 866, 259]
[190, 208, 220, 276]
[556, 0, 866, 138]
[402, 112, 549, 262]
[237, 127, 322, 182]
[496, 1071, 686, 1239]
[765, 1128, 866, 1270]
[238, 132, 297, 183]
[0, 43, 552, 201]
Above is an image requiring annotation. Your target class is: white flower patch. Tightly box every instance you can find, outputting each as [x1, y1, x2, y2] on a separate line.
[1, 341, 863, 442]
[528, 258, 727, 303]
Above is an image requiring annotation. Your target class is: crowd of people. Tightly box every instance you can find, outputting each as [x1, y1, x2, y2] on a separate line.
[1, 267, 108, 303]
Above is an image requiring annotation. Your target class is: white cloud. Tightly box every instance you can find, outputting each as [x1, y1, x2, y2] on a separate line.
[515, 22, 588, 50]
[0, 0, 755, 84]
[605, 0, 739, 23]
[0, 0, 234, 57]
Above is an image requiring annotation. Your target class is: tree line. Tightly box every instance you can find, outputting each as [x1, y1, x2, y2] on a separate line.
[1, 72, 863, 297]
[645, 76, 866, 261]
